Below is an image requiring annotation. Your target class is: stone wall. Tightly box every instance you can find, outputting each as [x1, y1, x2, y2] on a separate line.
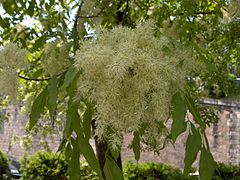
[0, 99, 240, 168]
[0, 105, 61, 160]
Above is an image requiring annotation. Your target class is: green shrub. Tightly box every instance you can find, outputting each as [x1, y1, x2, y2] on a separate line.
[79, 160, 98, 180]
[213, 163, 240, 180]
[20, 151, 99, 180]
[20, 151, 68, 180]
[0, 150, 10, 179]
[123, 161, 186, 180]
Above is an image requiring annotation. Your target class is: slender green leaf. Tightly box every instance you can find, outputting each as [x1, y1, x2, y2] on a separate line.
[60, 66, 79, 90]
[47, 76, 58, 120]
[77, 134, 102, 178]
[63, 98, 76, 139]
[29, 88, 47, 130]
[171, 91, 187, 142]
[82, 103, 93, 140]
[199, 147, 216, 180]
[57, 138, 67, 152]
[103, 155, 124, 180]
[184, 124, 202, 175]
[184, 92, 205, 127]
[68, 138, 80, 180]
[132, 131, 140, 161]
[65, 142, 72, 160]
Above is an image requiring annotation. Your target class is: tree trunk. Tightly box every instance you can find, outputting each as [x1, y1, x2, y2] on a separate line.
[92, 121, 122, 179]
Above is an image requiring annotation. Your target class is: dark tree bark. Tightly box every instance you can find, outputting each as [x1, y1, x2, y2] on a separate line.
[92, 121, 122, 179]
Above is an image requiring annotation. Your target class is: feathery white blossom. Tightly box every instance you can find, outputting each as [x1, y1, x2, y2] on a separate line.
[75, 21, 199, 149]
[0, 43, 27, 101]
[42, 41, 70, 76]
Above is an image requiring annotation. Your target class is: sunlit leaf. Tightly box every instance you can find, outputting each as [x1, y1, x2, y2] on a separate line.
[60, 66, 79, 91]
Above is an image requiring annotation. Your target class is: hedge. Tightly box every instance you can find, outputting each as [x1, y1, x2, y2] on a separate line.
[19, 151, 240, 180]
[20, 151, 68, 180]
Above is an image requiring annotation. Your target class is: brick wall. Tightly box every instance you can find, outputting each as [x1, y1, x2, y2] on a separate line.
[0, 99, 239, 168]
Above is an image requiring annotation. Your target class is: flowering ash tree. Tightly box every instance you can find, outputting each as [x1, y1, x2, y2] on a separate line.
[0, 0, 237, 179]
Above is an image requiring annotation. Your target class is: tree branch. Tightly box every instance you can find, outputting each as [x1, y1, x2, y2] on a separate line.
[72, 0, 84, 53]
[18, 70, 66, 81]
[78, 10, 102, 19]
[18, 75, 51, 81]
[177, 10, 217, 16]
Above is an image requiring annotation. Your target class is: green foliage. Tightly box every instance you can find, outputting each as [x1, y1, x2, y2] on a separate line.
[0, 150, 10, 179]
[79, 161, 98, 180]
[199, 147, 217, 180]
[29, 87, 48, 130]
[184, 124, 202, 175]
[213, 163, 240, 180]
[20, 151, 68, 180]
[123, 162, 186, 180]
[171, 91, 187, 143]
[132, 131, 141, 162]
[104, 155, 124, 180]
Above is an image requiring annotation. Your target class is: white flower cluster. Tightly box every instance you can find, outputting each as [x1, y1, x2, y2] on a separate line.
[75, 21, 198, 149]
[41, 41, 70, 76]
[0, 43, 27, 101]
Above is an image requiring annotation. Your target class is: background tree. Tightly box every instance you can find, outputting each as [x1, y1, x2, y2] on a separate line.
[0, 0, 239, 180]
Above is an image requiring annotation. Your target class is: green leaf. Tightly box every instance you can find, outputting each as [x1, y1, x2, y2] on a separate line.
[27, 0, 35, 16]
[32, 69, 43, 79]
[184, 124, 202, 175]
[184, 92, 205, 127]
[63, 98, 76, 139]
[68, 138, 80, 180]
[171, 91, 187, 143]
[32, 35, 46, 51]
[199, 147, 216, 180]
[29, 88, 47, 130]
[57, 138, 67, 152]
[47, 77, 58, 120]
[60, 66, 79, 91]
[0, 17, 7, 28]
[132, 131, 140, 161]
[77, 134, 102, 178]
[103, 155, 124, 180]
[82, 103, 93, 140]
[65, 142, 72, 160]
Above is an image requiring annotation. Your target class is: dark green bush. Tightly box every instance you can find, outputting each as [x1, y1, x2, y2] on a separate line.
[123, 161, 186, 180]
[20, 151, 68, 180]
[213, 163, 240, 180]
[20, 151, 99, 180]
[0, 150, 10, 179]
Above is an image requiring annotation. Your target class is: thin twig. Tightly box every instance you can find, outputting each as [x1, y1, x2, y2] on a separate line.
[78, 10, 102, 18]
[18, 75, 51, 81]
[18, 70, 66, 82]
[72, 0, 84, 53]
